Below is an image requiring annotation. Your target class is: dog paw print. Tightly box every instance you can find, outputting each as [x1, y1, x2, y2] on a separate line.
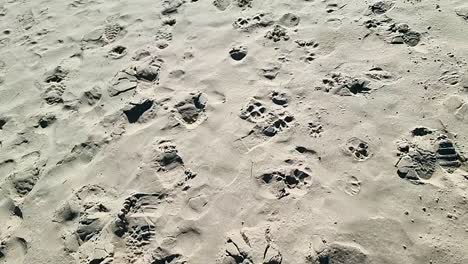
[301, 51, 316, 63]
[259, 165, 311, 199]
[265, 25, 289, 42]
[295, 39, 319, 48]
[344, 137, 371, 161]
[261, 112, 294, 137]
[240, 99, 267, 123]
[308, 122, 323, 137]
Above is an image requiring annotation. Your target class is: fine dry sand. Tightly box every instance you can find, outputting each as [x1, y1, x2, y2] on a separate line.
[0, 0, 468, 263]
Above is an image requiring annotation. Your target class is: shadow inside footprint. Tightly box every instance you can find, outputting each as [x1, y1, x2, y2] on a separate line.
[124, 99, 154, 123]
[0, 118, 7, 129]
[229, 46, 248, 61]
[108, 45, 127, 59]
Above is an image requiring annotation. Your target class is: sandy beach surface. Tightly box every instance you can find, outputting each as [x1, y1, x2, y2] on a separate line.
[0, 0, 467, 263]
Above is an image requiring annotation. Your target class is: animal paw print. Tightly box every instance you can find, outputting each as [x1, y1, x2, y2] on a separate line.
[363, 17, 388, 29]
[258, 165, 311, 199]
[344, 137, 371, 161]
[233, 17, 250, 30]
[301, 51, 316, 63]
[236, 0, 252, 9]
[308, 122, 323, 137]
[295, 39, 319, 48]
[233, 12, 274, 31]
[265, 25, 289, 42]
[364, 16, 421, 46]
[295, 39, 319, 63]
[261, 112, 294, 137]
[260, 168, 309, 188]
[240, 99, 267, 123]
[318, 72, 372, 96]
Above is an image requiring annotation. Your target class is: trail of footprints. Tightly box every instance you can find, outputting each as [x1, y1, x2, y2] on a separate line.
[52, 183, 190, 263]
[0, 0, 467, 263]
[218, 225, 371, 264]
[316, 68, 397, 96]
[364, 15, 422, 47]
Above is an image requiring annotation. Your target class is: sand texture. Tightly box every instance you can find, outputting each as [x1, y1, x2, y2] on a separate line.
[0, 0, 468, 263]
